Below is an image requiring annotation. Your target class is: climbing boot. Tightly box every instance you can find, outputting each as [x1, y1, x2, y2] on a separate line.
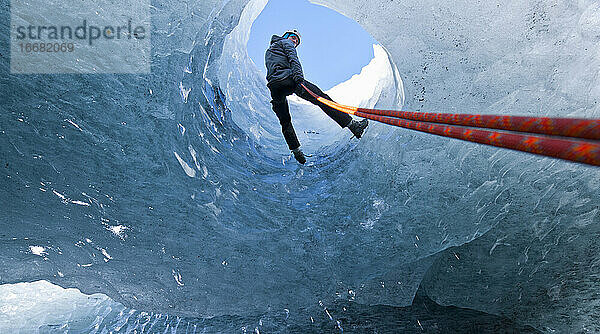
[291, 148, 306, 164]
[348, 119, 369, 138]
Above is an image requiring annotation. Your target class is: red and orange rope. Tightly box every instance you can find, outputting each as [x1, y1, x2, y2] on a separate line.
[301, 83, 600, 167]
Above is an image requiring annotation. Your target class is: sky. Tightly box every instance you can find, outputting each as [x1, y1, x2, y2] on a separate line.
[247, 0, 378, 90]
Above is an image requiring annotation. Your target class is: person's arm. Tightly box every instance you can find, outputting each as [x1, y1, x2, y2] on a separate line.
[281, 40, 304, 84]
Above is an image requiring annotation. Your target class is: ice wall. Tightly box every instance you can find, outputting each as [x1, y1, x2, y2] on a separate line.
[308, 0, 600, 331]
[325, 44, 404, 110]
[0, 281, 120, 333]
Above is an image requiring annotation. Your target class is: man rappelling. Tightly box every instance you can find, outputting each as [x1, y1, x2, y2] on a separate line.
[265, 29, 368, 164]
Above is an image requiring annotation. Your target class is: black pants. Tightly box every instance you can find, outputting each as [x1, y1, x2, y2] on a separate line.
[268, 77, 352, 150]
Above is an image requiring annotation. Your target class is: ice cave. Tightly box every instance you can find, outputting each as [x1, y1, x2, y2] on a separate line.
[1, 0, 599, 332]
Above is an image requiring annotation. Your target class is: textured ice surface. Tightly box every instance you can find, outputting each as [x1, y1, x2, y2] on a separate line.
[0, 281, 117, 333]
[325, 44, 404, 111]
[1, 0, 600, 332]
[0, 281, 542, 333]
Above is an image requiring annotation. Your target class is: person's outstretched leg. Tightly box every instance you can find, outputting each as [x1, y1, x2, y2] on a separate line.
[296, 80, 369, 138]
[295, 80, 352, 128]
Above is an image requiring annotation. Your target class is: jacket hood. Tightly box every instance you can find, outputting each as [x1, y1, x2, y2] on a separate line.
[270, 35, 284, 44]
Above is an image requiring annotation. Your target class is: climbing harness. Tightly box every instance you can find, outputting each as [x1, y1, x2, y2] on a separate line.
[301, 83, 600, 167]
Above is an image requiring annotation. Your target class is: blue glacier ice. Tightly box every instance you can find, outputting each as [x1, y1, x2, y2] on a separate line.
[1, 0, 599, 332]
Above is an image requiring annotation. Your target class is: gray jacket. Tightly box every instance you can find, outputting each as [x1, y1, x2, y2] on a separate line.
[265, 35, 304, 87]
